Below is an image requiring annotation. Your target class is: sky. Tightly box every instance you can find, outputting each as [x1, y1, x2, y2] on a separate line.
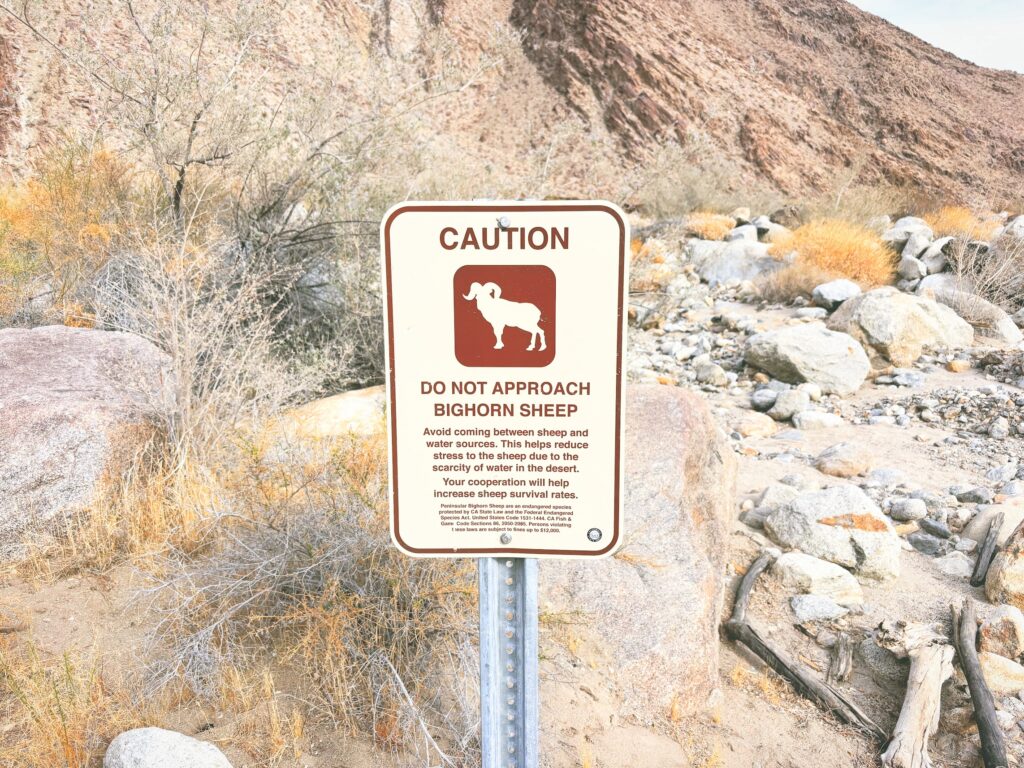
[851, 0, 1024, 73]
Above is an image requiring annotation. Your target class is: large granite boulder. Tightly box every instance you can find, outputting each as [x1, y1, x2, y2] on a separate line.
[542, 385, 735, 723]
[744, 324, 870, 396]
[764, 485, 900, 580]
[0, 326, 172, 557]
[104, 727, 232, 768]
[827, 287, 974, 366]
[687, 239, 782, 287]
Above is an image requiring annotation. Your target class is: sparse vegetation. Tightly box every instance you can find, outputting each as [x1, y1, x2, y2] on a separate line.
[925, 206, 1001, 240]
[767, 219, 897, 296]
[686, 212, 737, 241]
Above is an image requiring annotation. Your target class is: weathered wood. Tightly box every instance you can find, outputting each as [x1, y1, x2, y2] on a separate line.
[724, 552, 886, 741]
[828, 632, 853, 684]
[971, 512, 1005, 587]
[951, 600, 1008, 768]
[876, 621, 953, 768]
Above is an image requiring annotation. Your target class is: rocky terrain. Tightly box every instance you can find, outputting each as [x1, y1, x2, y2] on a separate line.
[2, 0, 1024, 201]
[625, 206, 1024, 767]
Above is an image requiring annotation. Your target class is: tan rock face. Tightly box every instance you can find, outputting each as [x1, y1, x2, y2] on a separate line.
[511, 0, 1024, 202]
[541, 385, 735, 724]
[979, 606, 1024, 661]
[0, 326, 172, 558]
[978, 652, 1024, 697]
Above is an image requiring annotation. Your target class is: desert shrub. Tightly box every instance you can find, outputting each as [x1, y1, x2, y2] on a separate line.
[630, 134, 780, 218]
[924, 206, 1001, 240]
[947, 236, 1024, 313]
[754, 262, 838, 303]
[685, 211, 736, 241]
[0, 642, 151, 768]
[143, 432, 478, 764]
[0, 144, 133, 324]
[771, 220, 896, 287]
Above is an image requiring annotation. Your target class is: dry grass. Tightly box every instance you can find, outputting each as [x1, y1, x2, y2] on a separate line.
[0, 145, 133, 323]
[924, 206, 1001, 240]
[754, 262, 838, 303]
[686, 212, 736, 241]
[771, 219, 896, 286]
[141, 430, 479, 764]
[0, 641, 152, 768]
[947, 235, 1024, 313]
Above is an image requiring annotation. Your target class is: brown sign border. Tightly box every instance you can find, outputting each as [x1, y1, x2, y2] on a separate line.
[382, 203, 627, 557]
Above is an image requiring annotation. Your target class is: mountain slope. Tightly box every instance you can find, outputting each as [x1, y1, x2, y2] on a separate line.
[510, 0, 1024, 202]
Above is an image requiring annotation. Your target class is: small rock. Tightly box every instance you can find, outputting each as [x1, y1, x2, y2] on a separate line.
[792, 410, 844, 430]
[771, 551, 864, 606]
[889, 498, 928, 522]
[919, 517, 952, 539]
[796, 307, 828, 320]
[864, 468, 910, 489]
[907, 531, 948, 556]
[812, 279, 862, 311]
[745, 324, 871, 396]
[750, 388, 779, 411]
[815, 443, 873, 478]
[768, 389, 812, 422]
[791, 594, 849, 623]
[979, 606, 1024, 660]
[731, 411, 778, 438]
[695, 361, 729, 387]
[797, 382, 823, 401]
[956, 487, 995, 505]
[897, 254, 927, 280]
[934, 551, 974, 578]
[947, 359, 972, 373]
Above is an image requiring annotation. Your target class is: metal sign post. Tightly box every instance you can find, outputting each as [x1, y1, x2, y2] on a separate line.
[479, 557, 539, 768]
[380, 202, 628, 768]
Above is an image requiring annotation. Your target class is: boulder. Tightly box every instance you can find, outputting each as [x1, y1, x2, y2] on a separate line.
[928, 290, 1023, 345]
[745, 324, 870, 396]
[979, 606, 1024, 660]
[986, 521, 1024, 611]
[542, 385, 735, 723]
[764, 485, 900, 580]
[687, 240, 782, 287]
[767, 389, 811, 421]
[815, 443, 873, 478]
[771, 551, 864, 606]
[791, 594, 848, 623]
[962, 503, 1024, 547]
[882, 218, 933, 250]
[901, 230, 932, 260]
[0, 326, 172, 558]
[279, 385, 385, 438]
[726, 224, 758, 242]
[897, 255, 927, 281]
[812, 279, 861, 311]
[920, 236, 954, 274]
[934, 551, 974, 579]
[104, 727, 232, 768]
[978, 652, 1024, 697]
[827, 287, 975, 366]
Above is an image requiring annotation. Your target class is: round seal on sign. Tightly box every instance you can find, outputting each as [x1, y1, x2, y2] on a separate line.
[586, 528, 602, 543]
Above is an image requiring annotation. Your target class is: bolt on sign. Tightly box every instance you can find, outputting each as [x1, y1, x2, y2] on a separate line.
[381, 202, 629, 557]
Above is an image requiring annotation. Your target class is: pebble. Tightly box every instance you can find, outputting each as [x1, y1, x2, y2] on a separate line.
[791, 594, 849, 624]
[889, 498, 928, 522]
[907, 531, 948, 556]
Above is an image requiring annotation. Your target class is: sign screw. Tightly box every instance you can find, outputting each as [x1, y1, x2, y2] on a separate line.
[587, 528, 603, 542]
[500, 532, 512, 545]
[497, 215, 511, 230]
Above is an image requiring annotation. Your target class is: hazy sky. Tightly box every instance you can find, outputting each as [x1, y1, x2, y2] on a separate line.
[851, 0, 1024, 73]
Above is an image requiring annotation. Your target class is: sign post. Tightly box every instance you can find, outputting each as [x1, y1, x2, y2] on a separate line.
[380, 202, 628, 765]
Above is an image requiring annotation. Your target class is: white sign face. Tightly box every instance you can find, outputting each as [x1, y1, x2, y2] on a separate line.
[381, 202, 628, 558]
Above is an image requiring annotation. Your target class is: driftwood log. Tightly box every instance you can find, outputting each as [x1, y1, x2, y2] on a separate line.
[971, 512, 1005, 588]
[951, 599, 1008, 768]
[876, 621, 954, 768]
[724, 552, 886, 741]
[828, 632, 853, 684]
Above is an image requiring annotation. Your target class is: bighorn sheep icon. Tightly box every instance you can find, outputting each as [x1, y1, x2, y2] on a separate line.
[463, 281, 547, 351]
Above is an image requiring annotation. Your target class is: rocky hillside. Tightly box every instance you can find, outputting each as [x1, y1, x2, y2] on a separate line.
[512, 0, 1024, 202]
[1, 0, 1022, 202]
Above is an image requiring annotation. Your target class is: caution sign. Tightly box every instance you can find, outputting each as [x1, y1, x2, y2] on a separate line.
[381, 202, 628, 557]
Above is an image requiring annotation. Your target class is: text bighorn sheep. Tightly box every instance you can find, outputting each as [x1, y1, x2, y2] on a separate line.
[463, 281, 547, 351]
